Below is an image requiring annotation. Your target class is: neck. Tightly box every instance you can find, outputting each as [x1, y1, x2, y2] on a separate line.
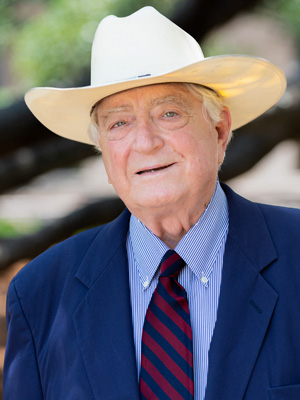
[134, 200, 209, 249]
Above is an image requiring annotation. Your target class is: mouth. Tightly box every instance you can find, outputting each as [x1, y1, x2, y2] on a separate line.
[136, 163, 175, 175]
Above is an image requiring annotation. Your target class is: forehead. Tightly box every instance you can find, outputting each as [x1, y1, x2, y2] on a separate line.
[97, 83, 198, 112]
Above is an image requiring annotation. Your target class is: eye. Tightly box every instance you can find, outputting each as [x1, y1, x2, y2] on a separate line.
[111, 120, 126, 129]
[163, 111, 178, 118]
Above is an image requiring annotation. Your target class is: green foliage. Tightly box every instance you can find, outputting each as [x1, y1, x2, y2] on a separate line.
[0, 1, 19, 56]
[10, 0, 183, 89]
[0, 1, 45, 54]
[261, 0, 300, 44]
[0, 219, 41, 238]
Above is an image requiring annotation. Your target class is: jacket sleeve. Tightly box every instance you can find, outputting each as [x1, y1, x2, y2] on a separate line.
[3, 280, 43, 400]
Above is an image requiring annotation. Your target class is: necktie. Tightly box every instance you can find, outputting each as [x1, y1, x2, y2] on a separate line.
[139, 250, 194, 400]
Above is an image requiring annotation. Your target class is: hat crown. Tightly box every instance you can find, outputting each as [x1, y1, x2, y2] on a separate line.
[91, 6, 204, 86]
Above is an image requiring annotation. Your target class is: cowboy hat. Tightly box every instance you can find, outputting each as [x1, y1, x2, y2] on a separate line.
[25, 6, 286, 145]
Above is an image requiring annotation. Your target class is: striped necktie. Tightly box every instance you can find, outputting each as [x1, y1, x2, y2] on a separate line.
[139, 250, 194, 399]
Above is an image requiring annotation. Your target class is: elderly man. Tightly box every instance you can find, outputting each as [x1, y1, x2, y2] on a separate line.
[4, 6, 300, 400]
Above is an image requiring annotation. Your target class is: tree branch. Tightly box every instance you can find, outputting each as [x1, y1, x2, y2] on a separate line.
[0, 197, 125, 270]
[0, 137, 96, 193]
[172, 0, 261, 41]
[220, 85, 300, 180]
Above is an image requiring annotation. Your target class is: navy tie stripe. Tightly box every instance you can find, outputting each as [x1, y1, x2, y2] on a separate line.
[150, 298, 193, 352]
[140, 370, 177, 400]
[144, 316, 193, 375]
[142, 316, 193, 377]
[155, 283, 192, 334]
[140, 250, 194, 399]
[160, 251, 184, 277]
[141, 354, 191, 400]
[142, 331, 194, 389]
[141, 341, 194, 397]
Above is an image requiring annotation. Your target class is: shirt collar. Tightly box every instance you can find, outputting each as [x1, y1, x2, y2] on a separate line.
[129, 181, 228, 290]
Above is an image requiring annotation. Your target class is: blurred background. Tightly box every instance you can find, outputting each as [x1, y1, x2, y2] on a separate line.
[1, 0, 300, 396]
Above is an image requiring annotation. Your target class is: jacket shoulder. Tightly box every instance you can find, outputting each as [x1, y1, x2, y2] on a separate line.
[222, 183, 300, 265]
[10, 225, 104, 290]
[257, 202, 300, 247]
[223, 183, 300, 233]
[11, 208, 130, 287]
[258, 201, 300, 224]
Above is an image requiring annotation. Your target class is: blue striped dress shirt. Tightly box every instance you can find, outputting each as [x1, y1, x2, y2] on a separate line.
[127, 182, 229, 400]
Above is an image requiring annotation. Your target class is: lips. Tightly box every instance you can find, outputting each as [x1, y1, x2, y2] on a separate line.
[136, 163, 174, 175]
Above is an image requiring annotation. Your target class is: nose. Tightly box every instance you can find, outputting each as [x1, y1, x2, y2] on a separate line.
[132, 116, 164, 154]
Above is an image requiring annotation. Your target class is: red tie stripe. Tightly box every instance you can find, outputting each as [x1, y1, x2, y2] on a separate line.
[139, 250, 194, 400]
[153, 292, 193, 339]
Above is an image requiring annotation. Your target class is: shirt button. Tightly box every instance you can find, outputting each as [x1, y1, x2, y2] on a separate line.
[201, 276, 208, 284]
[143, 279, 149, 288]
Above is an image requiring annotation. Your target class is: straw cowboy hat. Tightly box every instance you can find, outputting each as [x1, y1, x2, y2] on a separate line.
[25, 6, 286, 145]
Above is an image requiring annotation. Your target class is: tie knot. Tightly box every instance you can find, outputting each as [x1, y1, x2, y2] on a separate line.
[159, 250, 186, 279]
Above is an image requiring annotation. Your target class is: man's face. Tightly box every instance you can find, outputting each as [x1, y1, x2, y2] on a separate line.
[97, 83, 230, 219]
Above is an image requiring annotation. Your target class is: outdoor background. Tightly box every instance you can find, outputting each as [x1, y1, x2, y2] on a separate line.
[1, 0, 300, 397]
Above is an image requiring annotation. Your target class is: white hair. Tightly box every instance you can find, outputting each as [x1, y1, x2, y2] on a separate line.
[88, 83, 232, 149]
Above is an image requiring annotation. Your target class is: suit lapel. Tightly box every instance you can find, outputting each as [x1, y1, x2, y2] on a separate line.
[73, 210, 140, 399]
[205, 185, 279, 400]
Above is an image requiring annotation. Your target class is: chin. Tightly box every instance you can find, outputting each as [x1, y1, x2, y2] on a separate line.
[132, 192, 180, 212]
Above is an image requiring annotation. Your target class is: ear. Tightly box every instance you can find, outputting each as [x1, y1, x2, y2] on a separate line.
[216, 107, 232, 165]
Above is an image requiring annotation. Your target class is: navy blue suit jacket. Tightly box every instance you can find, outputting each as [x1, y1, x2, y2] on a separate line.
[4, 185, 300, 399]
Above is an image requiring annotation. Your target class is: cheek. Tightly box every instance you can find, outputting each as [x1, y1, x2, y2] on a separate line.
[182, 134, 218, 170]
[101, 144, 129, 185]
[101, 152, 113, 184]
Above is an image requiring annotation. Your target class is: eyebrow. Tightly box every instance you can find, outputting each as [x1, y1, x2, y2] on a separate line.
[99, 105, 133, 125]
[150, 95, 190, 110]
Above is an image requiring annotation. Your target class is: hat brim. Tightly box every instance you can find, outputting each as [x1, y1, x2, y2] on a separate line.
[25, 55, 286, 145]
